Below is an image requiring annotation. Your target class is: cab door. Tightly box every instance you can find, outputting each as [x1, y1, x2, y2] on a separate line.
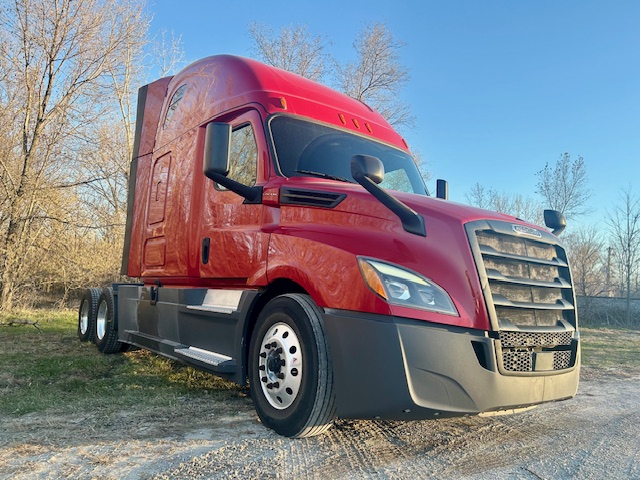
[198, 110, 270, 284]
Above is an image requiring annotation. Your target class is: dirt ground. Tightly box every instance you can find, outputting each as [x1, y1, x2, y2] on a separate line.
[1, 367, 639, 480]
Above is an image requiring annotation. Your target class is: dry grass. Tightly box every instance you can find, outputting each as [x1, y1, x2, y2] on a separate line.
[0, 309, 247, 417]
[580, 327, 640, 371]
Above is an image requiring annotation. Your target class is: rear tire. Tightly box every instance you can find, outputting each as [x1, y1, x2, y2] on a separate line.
[94, 287, 125, 354]
[78, 288, 100, 342]
[249, 294, 336, 438]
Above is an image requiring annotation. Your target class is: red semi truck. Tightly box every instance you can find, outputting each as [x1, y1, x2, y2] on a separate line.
[78, 55, 580, 438]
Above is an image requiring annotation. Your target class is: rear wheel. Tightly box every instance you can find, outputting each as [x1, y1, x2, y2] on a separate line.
[249, 294, 336, 438]
[78, 288, 100, 342]
[94, 287, 125, 354]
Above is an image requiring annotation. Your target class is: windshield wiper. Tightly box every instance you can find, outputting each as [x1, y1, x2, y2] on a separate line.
[295, 169, 351, 183]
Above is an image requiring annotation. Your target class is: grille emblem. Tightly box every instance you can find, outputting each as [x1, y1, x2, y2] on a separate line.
[512, 224, 542, 238]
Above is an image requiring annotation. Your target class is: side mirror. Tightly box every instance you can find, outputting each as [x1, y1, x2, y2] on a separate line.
[544, 209, 566, 236]
[204, 122, 232, 178]
[351, 154, 384, 184]
[203, 122, 262, 203]
[350, 154, 425, 236]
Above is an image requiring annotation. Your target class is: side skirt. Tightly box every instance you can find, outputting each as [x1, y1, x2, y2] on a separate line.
[116, 284, 259, 385]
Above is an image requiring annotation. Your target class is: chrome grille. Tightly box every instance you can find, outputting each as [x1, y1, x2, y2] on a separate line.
[467, 221, 578, 374]
[475, 229, 575, 328]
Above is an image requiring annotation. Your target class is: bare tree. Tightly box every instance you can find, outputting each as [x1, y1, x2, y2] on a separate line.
[152, 29, 186, 78]
[466, 183, 543, 225]
[248, 23, 328, 82]
[335, 23, 413, 128]
[564, 227, 606, 297]
[247, 22, 414, 129]
[0, 0, 148, 309]
[465, 183, 492, 210]
[536, 153, 592, 221]
[607, 187, 640, 326]
[86, 8, 150, 241]
[410, 149, 431, 184]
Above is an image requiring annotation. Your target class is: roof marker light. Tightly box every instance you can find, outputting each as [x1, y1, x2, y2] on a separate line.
[352, 118, 360, 129]
[365, 123, 372, 133]
[338, 113, 346, 124]
[279, 97, 287, 110]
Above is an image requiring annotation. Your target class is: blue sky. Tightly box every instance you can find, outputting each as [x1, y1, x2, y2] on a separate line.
[149, 0, 639, 228]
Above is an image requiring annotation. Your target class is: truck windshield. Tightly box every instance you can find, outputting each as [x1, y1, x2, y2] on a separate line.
[269, 116, 427, 195]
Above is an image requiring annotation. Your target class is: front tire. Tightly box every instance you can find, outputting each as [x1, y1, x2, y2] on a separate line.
[249, 294, 336, 438]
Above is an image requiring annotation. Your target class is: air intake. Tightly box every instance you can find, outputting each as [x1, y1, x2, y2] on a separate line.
[280, 188, 346, 208]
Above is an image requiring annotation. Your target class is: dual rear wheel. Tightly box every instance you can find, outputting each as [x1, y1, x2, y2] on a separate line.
[77, 287, 125, 353]
[77, 288, 336, 437]
[78, 287, 100, 342]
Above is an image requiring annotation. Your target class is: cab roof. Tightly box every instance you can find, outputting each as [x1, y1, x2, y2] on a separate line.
[156, 54, 409, 151]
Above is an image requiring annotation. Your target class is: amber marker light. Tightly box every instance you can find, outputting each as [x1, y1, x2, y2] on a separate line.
[262, 186, 280, 206]
[352, 118, 360, 129]
[338, 113, 346, 124]
[358, 258, 387, 300]
[365, 123, 372, 133]
[279, 97, 287, 110]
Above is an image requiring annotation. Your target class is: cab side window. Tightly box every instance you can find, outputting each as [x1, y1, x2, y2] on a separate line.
[224, 123, 258, 187]
[163, 84, 187, 129]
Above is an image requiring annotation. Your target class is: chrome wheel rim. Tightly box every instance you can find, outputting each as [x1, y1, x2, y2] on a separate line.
[80, 300, 89, 335]
[258, 322, 303, 410]
[96, 300, 107, 340]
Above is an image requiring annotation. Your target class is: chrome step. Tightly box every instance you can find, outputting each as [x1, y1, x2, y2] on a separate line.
[185, 304, 235, 314]
[174, 346, 233, 366]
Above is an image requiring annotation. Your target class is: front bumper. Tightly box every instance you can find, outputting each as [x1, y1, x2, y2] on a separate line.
[322, 309, 580, 420]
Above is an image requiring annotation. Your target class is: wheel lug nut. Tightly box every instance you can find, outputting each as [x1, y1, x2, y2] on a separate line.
[273, 382, 279, 388]
[261, 376, 267, 383]
[264, 343, 271, 349]
[271, 342, 277, 348]
[277, 373, 284, 379]
[280, 359, 286, 366]
[260, 352, 266, 358]
[275, 347, 283, 354]
[267, 383, 273, 389]
[259, 365, 265, 371]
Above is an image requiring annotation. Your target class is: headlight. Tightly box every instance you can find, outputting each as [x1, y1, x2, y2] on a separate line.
[358, 257, 458, 316]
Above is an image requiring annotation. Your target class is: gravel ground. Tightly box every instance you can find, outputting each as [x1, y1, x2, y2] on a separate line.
[1, 368, 638, 480]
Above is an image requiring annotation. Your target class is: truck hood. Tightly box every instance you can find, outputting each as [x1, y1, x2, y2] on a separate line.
[396, 191, 541, 229]
[277, 177, 543, 231]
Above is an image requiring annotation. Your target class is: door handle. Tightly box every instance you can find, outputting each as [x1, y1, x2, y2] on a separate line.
[202, 237, 210, 264]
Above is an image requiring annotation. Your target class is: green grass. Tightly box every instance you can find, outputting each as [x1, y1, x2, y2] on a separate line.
[580, 327, 640, 370]
[0, 309, 244, 416]
[1, 311, 639, 418]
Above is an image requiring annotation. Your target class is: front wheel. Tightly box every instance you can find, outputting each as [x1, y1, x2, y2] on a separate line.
[249, 294, 336, 438]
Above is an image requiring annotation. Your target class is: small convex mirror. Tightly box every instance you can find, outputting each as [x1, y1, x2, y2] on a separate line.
[351, 154, 384, 184]
[544, 209, 566, 236]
